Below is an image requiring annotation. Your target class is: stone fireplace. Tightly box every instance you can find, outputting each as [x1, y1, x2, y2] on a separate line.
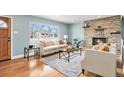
[92, 37, 107, 45]
[84, 16, 121, 51]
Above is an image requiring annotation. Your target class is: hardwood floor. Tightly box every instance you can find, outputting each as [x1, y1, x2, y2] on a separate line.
[0, 57, 64, 77]
[0, 54, 123, 77]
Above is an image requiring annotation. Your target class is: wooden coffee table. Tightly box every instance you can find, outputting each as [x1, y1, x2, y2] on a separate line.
[59, 47, 82, 62]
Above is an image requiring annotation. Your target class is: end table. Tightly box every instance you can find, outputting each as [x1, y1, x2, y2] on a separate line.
[24, 47, 40, 61]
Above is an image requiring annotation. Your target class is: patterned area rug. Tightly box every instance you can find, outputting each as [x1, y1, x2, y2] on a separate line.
[43, 54, 84, 77]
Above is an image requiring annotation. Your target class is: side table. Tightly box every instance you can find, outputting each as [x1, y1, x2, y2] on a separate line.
[24, 47, 40, 61]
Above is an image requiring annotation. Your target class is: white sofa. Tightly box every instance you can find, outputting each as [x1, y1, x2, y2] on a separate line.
[38, 39, 68, 55]
[81, 49, 116, 77]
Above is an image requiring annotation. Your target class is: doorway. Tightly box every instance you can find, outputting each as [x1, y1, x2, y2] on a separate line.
[0, 16, 11, 61]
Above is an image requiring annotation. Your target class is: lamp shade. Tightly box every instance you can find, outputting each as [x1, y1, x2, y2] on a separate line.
[64, 35, 68, 39]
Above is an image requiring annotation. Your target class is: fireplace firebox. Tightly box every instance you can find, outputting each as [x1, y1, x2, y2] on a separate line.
[92, 37, 107, 45]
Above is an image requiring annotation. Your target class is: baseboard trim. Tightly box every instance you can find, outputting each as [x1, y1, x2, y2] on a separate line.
[12, 54, 24, 59]
[12, 53, 34, 59]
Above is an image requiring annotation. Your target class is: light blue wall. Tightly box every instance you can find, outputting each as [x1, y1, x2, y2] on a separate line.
[68, 23, 84, 42]
[9, 15, 68, 56]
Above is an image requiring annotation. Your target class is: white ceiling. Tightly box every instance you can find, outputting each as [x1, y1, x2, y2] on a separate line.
[35, 15, 114, 24]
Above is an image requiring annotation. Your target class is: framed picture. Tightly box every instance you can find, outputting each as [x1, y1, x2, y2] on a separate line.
[30, 22, 59, 39]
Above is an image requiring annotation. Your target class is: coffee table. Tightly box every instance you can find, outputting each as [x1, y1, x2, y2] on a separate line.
[59, 48, 82, 62]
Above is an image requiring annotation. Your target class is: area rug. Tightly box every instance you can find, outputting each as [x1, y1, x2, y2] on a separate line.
[42, 54, 84, 77]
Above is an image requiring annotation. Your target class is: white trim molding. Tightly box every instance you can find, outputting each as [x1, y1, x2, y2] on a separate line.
[12, 52, 34, 59]
[12, 54, 24, 59]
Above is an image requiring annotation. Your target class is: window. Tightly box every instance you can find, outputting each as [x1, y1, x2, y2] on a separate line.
[0, 20, 7, 28]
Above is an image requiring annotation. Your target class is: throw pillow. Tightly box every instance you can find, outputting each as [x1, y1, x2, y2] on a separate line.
[59, 40, 66, 45]
[99, 44, 109, 52]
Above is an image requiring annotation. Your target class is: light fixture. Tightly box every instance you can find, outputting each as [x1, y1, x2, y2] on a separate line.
[64, 35, 68, 39]
[64, 35, 68, 43]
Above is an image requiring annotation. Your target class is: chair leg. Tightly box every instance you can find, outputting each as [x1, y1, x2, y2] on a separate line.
[82, 69, 85, 74]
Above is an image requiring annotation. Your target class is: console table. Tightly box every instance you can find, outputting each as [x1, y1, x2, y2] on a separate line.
[24, 47, 40, 61]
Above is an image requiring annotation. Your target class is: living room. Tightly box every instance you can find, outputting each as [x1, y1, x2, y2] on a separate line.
[1, 0, 124, 93]
[0, 15, 122, 77]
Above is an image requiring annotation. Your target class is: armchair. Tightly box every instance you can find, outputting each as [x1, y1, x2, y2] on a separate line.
[81, 49, 116, 77]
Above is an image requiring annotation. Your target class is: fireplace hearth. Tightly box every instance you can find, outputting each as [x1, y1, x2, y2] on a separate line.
[92, 37, 107, 45]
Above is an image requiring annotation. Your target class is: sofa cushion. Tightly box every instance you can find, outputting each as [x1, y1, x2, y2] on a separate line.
[54, 40, 59, 45]
[59, 44, 68, 48]
[44, 40, 56, 47]
[44, 45, 60, 52]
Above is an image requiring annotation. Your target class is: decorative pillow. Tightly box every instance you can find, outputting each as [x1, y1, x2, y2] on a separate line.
[59, 40, 66, 45]
[99, 44, 109, 52]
